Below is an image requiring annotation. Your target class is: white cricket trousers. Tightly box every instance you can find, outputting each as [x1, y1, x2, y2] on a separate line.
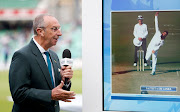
[145, 50, 158, 73]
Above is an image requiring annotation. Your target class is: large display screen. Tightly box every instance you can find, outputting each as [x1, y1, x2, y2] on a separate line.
[103, 0, 180, 111]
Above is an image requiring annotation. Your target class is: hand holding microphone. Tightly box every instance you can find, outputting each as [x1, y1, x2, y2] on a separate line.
[51, 49, 75, 102]
[60, 49, 73, 86]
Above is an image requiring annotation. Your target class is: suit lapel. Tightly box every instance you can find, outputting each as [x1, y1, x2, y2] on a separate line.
[29, 39, 53, 89]
[49, 51, 61, 87]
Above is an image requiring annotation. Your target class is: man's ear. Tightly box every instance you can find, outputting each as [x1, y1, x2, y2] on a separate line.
[36, 28, 45, 36]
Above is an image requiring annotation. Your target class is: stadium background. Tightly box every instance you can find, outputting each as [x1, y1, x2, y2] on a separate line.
[0, 0, 82, 112]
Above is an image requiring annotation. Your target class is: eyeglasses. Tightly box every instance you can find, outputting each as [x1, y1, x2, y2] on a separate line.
[39, 26, 61, 32]
[50, 27, 61, 32]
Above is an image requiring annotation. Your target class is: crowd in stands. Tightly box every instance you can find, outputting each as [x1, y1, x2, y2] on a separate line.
[0, 21, 82, 69]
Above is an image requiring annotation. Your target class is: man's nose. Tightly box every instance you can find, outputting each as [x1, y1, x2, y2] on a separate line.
[57, 29, 62, 36]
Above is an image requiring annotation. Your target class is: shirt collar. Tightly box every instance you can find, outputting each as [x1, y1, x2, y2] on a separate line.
[32, 36, 49, 53]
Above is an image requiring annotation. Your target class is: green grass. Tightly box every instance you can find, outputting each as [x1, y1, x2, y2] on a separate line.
[0, 69, 82, 112]
[71, 69, 82, 94]
[0, 70, 13, 112]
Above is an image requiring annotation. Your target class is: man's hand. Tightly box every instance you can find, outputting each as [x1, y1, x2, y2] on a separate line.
[51, 81, 75, 102]
[152, 50, 155, 54]
[138, 37, 142, 41]
[60, 66, 73, 82]
[155, 12, 159, 16]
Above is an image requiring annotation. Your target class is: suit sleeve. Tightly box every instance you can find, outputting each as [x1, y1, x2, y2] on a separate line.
[9, 51, 52, 105]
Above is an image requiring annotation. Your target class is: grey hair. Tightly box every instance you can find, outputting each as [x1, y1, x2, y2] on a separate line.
[33, 14, 53, 35]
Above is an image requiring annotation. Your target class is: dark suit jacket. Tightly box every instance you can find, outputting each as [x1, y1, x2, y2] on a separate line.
[9, 39, 70, 112]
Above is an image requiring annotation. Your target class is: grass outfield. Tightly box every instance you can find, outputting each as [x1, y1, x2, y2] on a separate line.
[0, 70, 12, 112]
[0, 69, 82, 112]
[112, 65, 180, 95]
[111, 11, 180, 95]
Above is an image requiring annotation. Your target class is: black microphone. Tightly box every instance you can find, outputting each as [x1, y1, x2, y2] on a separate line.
[62, 49, 71, 60]
[60, 49, 73, 85]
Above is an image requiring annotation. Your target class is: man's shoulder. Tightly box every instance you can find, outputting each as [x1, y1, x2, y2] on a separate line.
[142, 23, 147, 27]
[16, 44, 30, 54]
[135, 23, 139, 26]
[13, 42, 32, 58]
[11, 44, 31, 63]
[155, 30, 161, 35]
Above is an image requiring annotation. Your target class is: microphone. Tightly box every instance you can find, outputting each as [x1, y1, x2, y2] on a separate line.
[60, 49, 73, 85]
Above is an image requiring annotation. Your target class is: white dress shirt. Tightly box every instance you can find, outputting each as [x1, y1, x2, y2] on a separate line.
[33, 37, 56, 87]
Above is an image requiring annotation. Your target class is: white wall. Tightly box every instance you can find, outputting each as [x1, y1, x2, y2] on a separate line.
[82, 0, 103, 111]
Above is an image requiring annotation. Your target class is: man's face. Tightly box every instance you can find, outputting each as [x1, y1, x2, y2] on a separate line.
[43, 16, 62, 48]
[162, 32, 168, 37]
[138, 19, 143, 24]
[161, 32, 168, 40]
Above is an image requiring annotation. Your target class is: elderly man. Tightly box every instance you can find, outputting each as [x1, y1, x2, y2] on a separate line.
[9, 14, 75, 112]
[145, 12, 168, 75]
[133, 15, 148, 67]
